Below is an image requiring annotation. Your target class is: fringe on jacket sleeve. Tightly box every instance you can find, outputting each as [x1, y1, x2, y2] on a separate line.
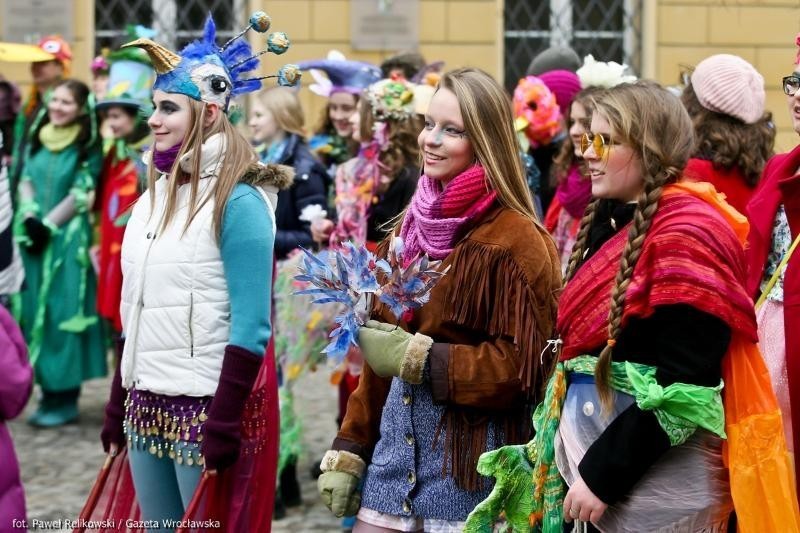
[443, 239, 557, 400]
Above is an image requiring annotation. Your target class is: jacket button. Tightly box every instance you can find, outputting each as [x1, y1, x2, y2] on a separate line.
[402, 498, 412, 514]
[404, 433, 414, 446]
[407, 470, 416, 484]
[146, 232, 152, 239]
[402, 394, 411, 405]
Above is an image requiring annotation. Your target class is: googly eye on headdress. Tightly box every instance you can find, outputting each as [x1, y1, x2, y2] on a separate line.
[122, 11, 301, 113]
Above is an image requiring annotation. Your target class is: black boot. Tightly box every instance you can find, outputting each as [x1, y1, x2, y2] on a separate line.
[280, 458, 302, 507]
[273, 491, 287, 520]
[309, 456, 323, 479]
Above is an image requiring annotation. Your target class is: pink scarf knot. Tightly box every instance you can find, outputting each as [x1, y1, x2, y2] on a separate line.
[400, 165, 496, 264]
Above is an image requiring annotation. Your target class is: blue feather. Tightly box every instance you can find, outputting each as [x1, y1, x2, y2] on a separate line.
[202, 14, 216, 44]
[222, 39, 254, 67]
[232, 79, 262, 97]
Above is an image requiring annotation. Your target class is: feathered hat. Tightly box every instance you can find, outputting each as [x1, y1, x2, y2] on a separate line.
[122, 11, 301, 112]
[297, 51, 381, 97]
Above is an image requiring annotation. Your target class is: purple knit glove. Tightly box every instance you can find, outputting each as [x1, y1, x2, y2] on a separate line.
[101, 342, 127, 454]
[201, 345, 263, 471]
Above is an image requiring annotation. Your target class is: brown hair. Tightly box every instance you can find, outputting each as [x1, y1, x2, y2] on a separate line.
[681, 83, 774, 186]
[551, 86, 604, 185]
[358, 96, 422, 179]
[564, 81, 694, 410]
[312, 97, 360, 158]
[147, 97, 257, 239]
[31, 78, 99, 159]
[253, 86, 306, 138]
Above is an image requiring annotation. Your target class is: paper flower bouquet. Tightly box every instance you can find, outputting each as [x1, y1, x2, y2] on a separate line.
[294, 237, 449, 361]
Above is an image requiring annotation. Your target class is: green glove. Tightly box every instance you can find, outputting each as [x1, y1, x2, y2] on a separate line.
[357, 320, 433, 384]
[464, 443, 536, 532]
[318, 471, 362, 517]
[318, 449, 366, 518]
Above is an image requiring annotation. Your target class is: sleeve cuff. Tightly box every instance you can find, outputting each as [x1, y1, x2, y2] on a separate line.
[577, 456, 614, 505]
[320, 449, 366, 479]
[429, 342, 450, 404]
[577, 407, 671, 505]
[399, 332, 433, 384]
[332, 436, 367, 459]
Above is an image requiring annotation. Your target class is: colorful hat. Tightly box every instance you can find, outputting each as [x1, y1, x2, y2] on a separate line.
[512, 76, 562, 149]
[37, 35, 72, 75]
[297, 51, 381, 97]
[97, 27, 155, 111]
[122, 11, 300, 112]
[97, 55, 154, 112]
[91, 55, 110, 76]
[538, 70, 581, 116]
[690, 54, 765, 124]
[0, 41, 56, 63]
[365, 78, 420, 120]
[576, 54, 637, 89]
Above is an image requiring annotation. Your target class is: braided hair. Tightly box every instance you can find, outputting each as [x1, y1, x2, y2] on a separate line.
[571, 82, 694, 410]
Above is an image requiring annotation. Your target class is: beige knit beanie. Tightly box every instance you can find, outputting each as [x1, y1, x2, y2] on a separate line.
[690, 54, 765, 124]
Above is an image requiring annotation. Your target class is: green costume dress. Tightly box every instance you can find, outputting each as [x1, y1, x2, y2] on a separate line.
[15, 129, 107, 392]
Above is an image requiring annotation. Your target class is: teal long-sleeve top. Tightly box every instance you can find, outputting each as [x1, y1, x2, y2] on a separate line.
[220, 183, 274, 356]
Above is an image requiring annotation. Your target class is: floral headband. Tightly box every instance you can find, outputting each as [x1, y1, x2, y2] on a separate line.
[366, 79, 418, 121]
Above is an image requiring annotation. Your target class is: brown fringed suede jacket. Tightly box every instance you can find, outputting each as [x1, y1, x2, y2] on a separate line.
[332, 204, 561, 496]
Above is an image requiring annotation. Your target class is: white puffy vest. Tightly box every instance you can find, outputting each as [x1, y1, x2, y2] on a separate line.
[120, 174, 233, 395]
[120, 136, 277, 396]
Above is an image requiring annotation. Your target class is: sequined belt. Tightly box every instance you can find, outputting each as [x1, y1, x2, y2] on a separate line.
[124, 388, 211, 466]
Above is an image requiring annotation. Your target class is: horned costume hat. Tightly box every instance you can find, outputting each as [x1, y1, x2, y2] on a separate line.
[122, 11, 301, 112]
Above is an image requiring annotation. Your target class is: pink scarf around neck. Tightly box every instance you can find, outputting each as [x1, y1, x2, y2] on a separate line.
[400, 165, 496, 263]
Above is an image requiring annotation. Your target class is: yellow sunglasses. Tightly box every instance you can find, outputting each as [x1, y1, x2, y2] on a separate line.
[580, 132, 617, 158]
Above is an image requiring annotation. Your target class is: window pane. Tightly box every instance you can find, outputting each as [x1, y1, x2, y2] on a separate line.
[503, 0, 551, 92]
[95, 0, 235, 52]
[572, 0, 624, 32]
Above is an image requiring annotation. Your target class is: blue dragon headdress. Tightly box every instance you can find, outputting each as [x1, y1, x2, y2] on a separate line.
[122, 11, 300, 112]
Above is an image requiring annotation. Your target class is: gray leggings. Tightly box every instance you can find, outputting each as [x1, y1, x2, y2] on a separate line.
[128, 442, 203, 532]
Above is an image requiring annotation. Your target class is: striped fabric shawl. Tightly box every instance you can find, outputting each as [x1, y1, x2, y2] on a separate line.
[553, 181, 800, 531]
[556, 181, 758, 360]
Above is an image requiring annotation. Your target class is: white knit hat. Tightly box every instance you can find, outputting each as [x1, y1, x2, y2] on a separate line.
[690, 54, 765, 124]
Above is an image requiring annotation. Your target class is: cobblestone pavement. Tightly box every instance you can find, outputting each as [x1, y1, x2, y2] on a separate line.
[8, 368, 342, 532]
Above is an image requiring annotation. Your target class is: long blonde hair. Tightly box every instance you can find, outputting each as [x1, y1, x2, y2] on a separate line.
[564, 81, 694, 410]
[147, 98, 257, 239]
[253, 86, 306, 138]
[439, 68, 538, 220]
